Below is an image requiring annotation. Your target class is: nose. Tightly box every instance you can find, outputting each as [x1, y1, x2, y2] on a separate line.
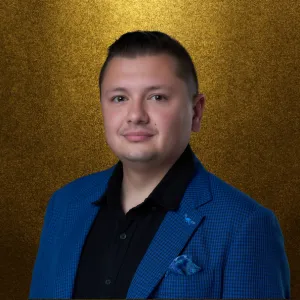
[126, 99, 149, 123]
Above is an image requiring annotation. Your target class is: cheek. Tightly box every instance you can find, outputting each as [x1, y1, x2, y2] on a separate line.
[103, 110, 121, 132]
[156, 110, 185, 136]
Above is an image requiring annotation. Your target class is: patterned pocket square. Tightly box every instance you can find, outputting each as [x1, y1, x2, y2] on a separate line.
[166, 254, 202, 276]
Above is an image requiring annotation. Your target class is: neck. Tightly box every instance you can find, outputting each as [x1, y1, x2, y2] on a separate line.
[120, 159, 175, 210]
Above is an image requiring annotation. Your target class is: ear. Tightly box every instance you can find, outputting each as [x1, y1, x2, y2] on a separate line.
[191, 93, 205, 132]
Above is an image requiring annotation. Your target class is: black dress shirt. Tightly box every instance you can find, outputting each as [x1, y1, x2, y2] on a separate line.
[72, 143, 196, 299]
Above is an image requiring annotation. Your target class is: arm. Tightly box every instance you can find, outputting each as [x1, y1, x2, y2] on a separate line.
[28, 191, 57, 299]
[222, 207, 290, 299]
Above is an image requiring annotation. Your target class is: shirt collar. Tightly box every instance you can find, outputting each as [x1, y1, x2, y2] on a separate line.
[93, 143, 196, 211]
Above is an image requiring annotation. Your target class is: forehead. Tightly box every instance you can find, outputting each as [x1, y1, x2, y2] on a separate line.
[102, 54, 180, 86]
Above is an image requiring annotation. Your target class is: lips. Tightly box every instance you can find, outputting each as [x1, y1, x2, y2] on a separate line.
[124, 135, 153, 142]
[123, 131, 154, 136]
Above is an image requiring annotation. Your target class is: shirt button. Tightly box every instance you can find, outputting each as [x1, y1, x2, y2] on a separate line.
[120, 233, 127, 239]
[151, 206, 157, 211]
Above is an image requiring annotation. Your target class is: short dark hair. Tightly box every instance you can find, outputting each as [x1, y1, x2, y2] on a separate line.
[99, 30, 199, 102]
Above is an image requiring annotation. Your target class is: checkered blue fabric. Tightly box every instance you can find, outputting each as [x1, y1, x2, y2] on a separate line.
[29, 153, 290, 299]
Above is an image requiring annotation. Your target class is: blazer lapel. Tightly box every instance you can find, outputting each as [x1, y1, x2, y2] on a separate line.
[126, 209, 206, 298]
[127, 157, 212, 298]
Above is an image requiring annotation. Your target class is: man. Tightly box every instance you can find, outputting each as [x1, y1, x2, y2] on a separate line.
[29, 31, 290, 299]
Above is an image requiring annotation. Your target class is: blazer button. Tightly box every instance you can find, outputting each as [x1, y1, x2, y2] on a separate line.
[120, 233, 127, 239]
[105, 279, 111, 285]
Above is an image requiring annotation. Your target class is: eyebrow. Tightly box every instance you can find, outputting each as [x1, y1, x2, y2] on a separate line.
[105, 85, 172, 96]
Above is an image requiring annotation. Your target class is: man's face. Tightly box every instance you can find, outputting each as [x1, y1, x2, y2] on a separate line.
[100, 54, 202, 167]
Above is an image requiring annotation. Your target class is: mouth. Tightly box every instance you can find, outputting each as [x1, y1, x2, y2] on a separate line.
[123, 135, 153, 142]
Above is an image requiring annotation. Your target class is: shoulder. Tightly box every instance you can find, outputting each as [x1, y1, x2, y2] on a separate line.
[47, 164, 117, 209]
[190, 169, 283, 259]
[204, 170, 276, 226]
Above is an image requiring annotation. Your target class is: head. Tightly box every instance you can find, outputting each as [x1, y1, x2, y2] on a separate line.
[99, 31, 205, 169]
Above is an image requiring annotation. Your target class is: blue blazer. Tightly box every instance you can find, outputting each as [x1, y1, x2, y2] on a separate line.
[29, 153, 290, 299]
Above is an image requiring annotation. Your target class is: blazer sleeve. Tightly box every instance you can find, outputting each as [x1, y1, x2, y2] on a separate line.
[28, 191, 58, 299]
[222, 207, 290, 299]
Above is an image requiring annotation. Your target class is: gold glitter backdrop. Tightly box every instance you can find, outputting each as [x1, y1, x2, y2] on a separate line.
[1, 0, 299, 298]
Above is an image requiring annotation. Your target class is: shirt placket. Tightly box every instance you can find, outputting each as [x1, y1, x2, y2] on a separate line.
[105, 211, 137, 296]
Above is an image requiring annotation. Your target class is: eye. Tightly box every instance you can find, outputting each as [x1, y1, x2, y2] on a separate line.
[111, 94, 167, 103]
[151, 94, 167, 101]
[111, 96, 125, 103]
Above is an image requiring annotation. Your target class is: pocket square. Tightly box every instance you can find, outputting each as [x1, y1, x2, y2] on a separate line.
[167, 254, 202, 276]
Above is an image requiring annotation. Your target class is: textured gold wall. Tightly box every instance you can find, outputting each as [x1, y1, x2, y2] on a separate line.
[1, 0, 299, 298]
